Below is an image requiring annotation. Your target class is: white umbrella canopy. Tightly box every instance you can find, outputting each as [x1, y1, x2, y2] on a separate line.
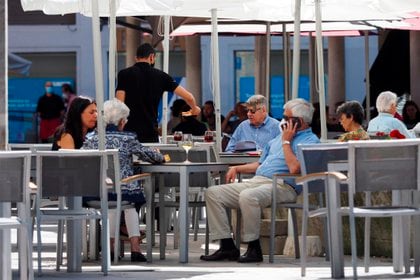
[21, 0, 420, 20]
[20, 0, 420, 144]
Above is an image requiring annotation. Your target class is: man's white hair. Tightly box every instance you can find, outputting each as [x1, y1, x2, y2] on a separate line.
[284, 98, 314, 124]
[376, 91, 397, 113]
[103, 98, 130, 126]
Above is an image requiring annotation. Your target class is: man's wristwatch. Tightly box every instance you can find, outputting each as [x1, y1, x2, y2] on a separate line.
[282, 140, 291, 145]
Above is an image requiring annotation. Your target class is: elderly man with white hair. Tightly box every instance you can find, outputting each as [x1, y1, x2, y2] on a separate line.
[83, 98, 165, 262]
[367, 91, 414, 138]
[201, 98, 319, 263]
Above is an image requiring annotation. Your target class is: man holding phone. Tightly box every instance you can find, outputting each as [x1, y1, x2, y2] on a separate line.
[225, 95, 280, 152]
[201, 98, 319, 263]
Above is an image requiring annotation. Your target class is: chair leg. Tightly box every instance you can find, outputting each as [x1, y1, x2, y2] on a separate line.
[364, 217, 371, 273]
[290, 208, 300, 259]
[269, 203, 276, 263]
[235, 209, 241, 249]
[205, 216, 209, 256]
[301, 208, 308, 277]
[56, 220, 64, 271]
[36, 218, 42, 275]
[349, 214, 358, 279]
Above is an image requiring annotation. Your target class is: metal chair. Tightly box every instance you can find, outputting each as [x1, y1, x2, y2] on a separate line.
[345, 139, 420, 278]
[296, 139, 420, 278]
[35, 150, 109, 275]
[82, 149, 152, 264]
[269, 142, 348, 273]
[0, 151, 33, 280]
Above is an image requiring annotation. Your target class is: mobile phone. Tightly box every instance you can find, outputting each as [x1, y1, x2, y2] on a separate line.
[282, 117, 301, 130]
[291, 117, 302, 129]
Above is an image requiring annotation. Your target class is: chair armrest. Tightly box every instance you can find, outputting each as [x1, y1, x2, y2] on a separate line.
[295, 171, 347, 185]
[121, 173, 152, 184]
[272, 173, 301, 180]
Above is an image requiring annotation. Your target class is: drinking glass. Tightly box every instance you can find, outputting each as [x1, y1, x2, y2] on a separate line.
[173, 131, 183, 142]
[204, 131, 214, 142]
[182, 134, 193, 162]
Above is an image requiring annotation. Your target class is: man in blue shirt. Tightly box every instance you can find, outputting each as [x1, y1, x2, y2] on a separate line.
[225, 95, 280, 152]
[201, 98, 320, 263]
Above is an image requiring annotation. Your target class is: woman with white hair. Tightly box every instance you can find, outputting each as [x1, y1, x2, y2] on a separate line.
[83, 98, 165, 262]
[367, 91, 414, 138]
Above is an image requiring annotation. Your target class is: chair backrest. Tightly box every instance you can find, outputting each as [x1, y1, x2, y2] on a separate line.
[8, 143, 53, 181]
[105, 149, 120, 193]
[36, 150, 106, 198]
[158, 146, 187, 162]
[193, 142, 219, 162]
[0, 151, 31, 204]
[297, 142, 349, 193]
[348, 139, 420, 194]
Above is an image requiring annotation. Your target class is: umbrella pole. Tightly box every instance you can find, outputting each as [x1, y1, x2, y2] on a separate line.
[162, 15, 170, 144]
[92, 0, 105, 151]
[291, 0, 301, 99]
[108, 0, 116, 101]
[315, 0, 327, 141]
[211, 9, 222, 153]
[364, 30, 371, 123]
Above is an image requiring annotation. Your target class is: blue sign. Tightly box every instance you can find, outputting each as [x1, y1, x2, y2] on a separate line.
[8, 77, 74, 143]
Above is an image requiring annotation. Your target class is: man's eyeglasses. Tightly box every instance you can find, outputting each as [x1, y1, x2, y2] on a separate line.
[247, 107, 262, 114]
[283, 115, 299, 121]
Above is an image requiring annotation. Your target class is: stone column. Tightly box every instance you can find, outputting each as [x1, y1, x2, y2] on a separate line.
[410, 31, 420, 105]
[255, 36, 268, 97]
[125, 17, 142, 67]
[327, 37, 345, 115]
[185, 35, 202, 105]
[0, 1, 5, 150]
[309, 35, 317, 103]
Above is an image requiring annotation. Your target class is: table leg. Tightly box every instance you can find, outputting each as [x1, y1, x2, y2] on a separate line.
[179, 166, 189, 263]
[327, 175, 344, 278]
[66, 197, 82, 272]
[159, 174, 166, 260]
[0, 203, 12, 280]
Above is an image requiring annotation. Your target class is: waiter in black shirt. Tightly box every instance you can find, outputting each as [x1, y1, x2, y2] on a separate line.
[116, 43, 201, 143]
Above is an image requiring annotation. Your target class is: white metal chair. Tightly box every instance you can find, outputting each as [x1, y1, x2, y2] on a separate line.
[346, 139, 420, 278]
[297, 139, 420, 279]
[269, 142, 348, 266]
[82, 149, 152, 264]
[35, 150, 109, 275]
[0, 151, 33, 280]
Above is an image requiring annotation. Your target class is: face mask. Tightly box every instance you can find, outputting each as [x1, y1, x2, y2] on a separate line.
[45, 86, 53, 93]
[62, 93, 68, 100]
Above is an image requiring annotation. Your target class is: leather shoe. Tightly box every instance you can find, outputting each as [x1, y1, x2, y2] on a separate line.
[238, 246, 263, 263]
[200, 248, 240, 261]
[131, 251, 147, 262]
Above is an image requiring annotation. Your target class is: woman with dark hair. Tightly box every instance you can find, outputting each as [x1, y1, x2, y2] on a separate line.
[52, 96, 97, 150]
[402, 100, 420, 129]
[336, 100, 369, 141]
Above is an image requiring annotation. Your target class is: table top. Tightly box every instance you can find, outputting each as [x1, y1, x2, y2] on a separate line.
[137, 161, 229, 173]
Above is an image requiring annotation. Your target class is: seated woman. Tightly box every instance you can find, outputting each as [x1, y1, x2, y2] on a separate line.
[83, 98, 165, 262]
[52, 96, 97, 150]
[336, 100, 370, 142]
